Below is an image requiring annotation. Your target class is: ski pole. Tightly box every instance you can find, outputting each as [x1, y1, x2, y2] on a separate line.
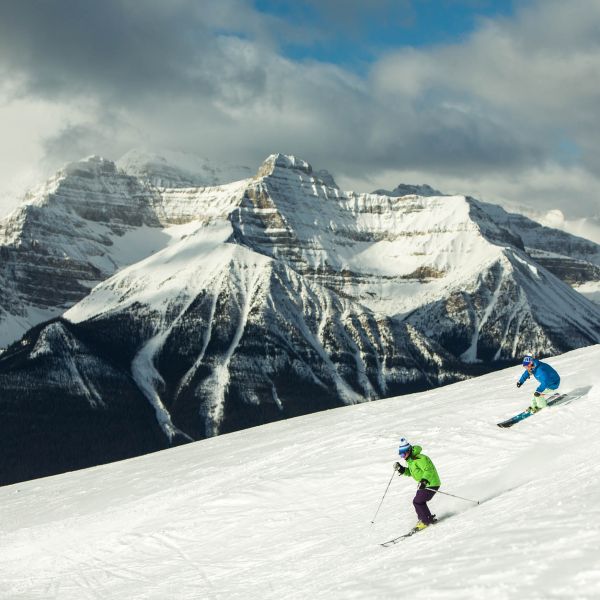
[426, 488, 480, 505]
[371, 468, 396, 523]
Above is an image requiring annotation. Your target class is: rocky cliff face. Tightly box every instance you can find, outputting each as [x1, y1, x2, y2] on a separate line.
[373, 183, 442, 197]
[4, 152, 598, 354]
[0, 157, 157, 347]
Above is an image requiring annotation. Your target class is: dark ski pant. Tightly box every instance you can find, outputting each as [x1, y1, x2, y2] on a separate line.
[413, 486, 439, 524]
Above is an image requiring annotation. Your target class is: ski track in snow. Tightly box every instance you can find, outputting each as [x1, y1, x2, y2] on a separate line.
[1, 346, 600, 599]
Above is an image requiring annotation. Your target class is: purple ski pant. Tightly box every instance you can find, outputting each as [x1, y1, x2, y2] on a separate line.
[413, 486, 439, 524]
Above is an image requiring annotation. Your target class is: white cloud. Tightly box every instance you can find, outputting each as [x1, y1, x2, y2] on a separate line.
[0, 97, 92, 214]
[0, 0, 599, 232]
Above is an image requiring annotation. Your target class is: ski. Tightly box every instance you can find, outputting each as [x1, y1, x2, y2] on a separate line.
[380, 517, 441, 546]
[497, 409, 534, 428]
[497, 392, 573, 428]
[381, 528, 422, 546]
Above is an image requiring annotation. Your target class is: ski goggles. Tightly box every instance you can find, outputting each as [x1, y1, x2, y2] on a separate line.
[398, 446, 412, 458]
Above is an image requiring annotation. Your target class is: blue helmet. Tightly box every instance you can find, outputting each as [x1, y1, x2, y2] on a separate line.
[522, 355, 535, 367]
[398, 437, 412, 458]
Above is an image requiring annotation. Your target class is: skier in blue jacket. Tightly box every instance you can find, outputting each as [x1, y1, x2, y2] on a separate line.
[517, 355, 560, 412]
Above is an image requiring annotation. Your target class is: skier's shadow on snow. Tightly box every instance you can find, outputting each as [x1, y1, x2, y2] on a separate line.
[552, 385, 592, 407]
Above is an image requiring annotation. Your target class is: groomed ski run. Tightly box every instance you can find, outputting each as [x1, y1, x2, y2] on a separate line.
[1, 345, 599, 599]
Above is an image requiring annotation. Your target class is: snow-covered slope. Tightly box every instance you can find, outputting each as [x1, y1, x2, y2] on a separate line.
[2, 345, 599, 599]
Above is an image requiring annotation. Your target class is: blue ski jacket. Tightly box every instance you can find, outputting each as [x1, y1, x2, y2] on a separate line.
[518, 359, 560, 393]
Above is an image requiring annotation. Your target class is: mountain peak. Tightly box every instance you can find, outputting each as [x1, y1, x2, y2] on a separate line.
[257, 154, 338, 189]
[374, 183, 444, 197]
[62, 155, 118, 177]
[258, 154, 313, 177]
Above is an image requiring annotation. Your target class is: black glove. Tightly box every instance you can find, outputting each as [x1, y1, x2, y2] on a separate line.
[516, 381, 522, 388]
[419, 479, 429, 490]
[394, 462, 406, 475]
[534, 391, 541, 397]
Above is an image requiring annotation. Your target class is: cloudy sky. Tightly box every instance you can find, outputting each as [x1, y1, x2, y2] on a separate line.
[1, 0, 599, 237]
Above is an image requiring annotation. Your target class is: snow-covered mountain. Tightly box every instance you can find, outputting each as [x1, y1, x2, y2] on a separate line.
[376, 186, 600, 295]
[373, 182, 443, 197]
[2, 152, 600, 485]
[473, 200, 600, 284]
[0, 226, 461, 485]
[229, 159, 600, 360]
[0, 155, 252, 348]
[224, 157, 600, 357]
[2, 151, 599, 354]
[486, 204, 600, 306]
[2, 345, 599, 599]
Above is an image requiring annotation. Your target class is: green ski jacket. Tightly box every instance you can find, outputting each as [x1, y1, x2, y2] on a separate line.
[402, 445, 441, 487]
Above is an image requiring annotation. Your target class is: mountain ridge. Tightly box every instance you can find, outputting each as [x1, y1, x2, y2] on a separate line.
[1, 152, 600, 485]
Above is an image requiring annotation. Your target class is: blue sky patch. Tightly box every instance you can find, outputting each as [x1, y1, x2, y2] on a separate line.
[254, 0, 517, 70]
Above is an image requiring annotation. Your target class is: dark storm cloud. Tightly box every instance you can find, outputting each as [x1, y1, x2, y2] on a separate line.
[0, 0, 547, 177]
[365, 103, 544, 175]
[40, 114, 136, 168]
[0, 0, 268, 103]
[1, 0, 599, 224]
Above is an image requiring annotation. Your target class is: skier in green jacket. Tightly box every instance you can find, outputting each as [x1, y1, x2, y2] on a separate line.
[394, 437, 441, 530]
